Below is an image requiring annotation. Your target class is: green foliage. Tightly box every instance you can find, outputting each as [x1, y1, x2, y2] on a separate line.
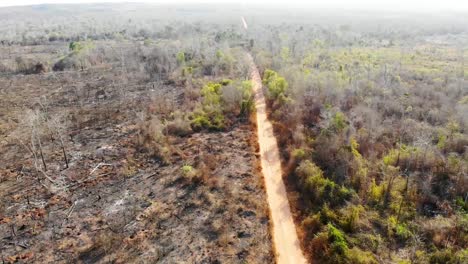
[368, 179, 384, 205]
[239, 80, 254, 116]
[331, 112, 347, 132]
[181, 164, 201, 183]
[182, 66, 193, 76]
[387, 215, 412, 241]
[191, 82, 225, 131]
[262, 69, 288, 100]
[297, 160, 351, 204]
[262, 69, 277, 85]
[341, 205, 364, 232]
[347, 247, 378, 264]
[455, 196, 468, 212]
[280, 46, 291, 62]
[437, 133, 447, 149]
[355, 233, 382, 253]
[383, 149, 399, 166]
[292, 148, 307, 160]
[312, 223, 378, 264]
[69, 41, 82, 52]
[182, 164, 193, 175]
[220, 80, 254, 117]
[350, 138, 368, 191]
[459, 96, 468, 105]
[328, 223, 349, 256]
[215, 50, 224, 59]
[429, 248, 468, 264]
[143, 38, 153, 46]
[320, 203, 340, 223]
[302, 212, 323, 235]
[190, 79, 251, 130]
[446, 120, 460, 136]
[176, 51, 186, 65]
[191, 108, 224, 131]
[68, 41, 93, 54]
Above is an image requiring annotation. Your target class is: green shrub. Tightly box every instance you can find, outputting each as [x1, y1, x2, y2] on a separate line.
[176, 51, 186, 65]
[387, 215, 412, 241]
[191, 108, 224, 131]
[181, 164, 201, 183]
[320, 203, 340, 224]
[429, 249, 464, 264]
[239, 80, 254, 116]
[355, 233, 382, 253]
[455, 196, 468, 212]
[331, 112, 347, 132]
[69, 41, 94, 54]
[340, 205, 364, 232]
[262, 69, 277, 85]
[347, 247, 378, 264]
[262, 69, 288, 101]
[328, 223, 349, 256]
[182, 165, 194, 175]
[302, 212, 323, 236]
[190, 82, 225, 131]
[292, 148, 307, 160]
[369, 179, 384, 205]
[296, 160, 352, 205]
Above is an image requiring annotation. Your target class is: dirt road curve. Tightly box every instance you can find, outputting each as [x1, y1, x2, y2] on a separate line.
[247, 53, 308, 264]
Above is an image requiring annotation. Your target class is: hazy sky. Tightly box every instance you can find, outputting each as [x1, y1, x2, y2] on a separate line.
[0, 0, 467, 12]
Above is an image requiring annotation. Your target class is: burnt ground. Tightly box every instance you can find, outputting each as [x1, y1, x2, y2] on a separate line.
[0, 42, 273, 263]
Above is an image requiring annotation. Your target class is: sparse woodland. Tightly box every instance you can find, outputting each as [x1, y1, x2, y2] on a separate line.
[248, 9, 468, 264]
[0, 3, 466, 264]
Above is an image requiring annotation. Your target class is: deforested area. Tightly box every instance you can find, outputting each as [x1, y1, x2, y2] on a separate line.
[0, 4, 273, 263]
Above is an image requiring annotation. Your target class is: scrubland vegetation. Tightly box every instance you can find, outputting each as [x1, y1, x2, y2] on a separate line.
[0, 4, 272, 263]
[248, 9, 468, 264]
[0, 3, 466, 264]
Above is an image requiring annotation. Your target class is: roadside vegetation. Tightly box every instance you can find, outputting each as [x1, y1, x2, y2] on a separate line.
[0, 3, 466, 264]
[250, 10, 467, 264]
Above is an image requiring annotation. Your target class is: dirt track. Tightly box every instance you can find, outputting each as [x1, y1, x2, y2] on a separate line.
[247, 53, 307, 264]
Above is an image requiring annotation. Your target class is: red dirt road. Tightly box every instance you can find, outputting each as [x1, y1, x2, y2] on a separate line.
[247, 53, 307, 264]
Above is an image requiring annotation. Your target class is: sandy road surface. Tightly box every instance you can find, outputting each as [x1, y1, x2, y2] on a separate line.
[247, 53, 307, 264]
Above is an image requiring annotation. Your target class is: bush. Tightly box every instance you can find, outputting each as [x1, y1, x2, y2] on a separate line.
[136, 114, 171, 164]
[368, 179, 384, 206]
[387, 215, 412, 242]
[181, 164, 202, 183]
[292, 148, 307, 160]
[429, 251, 452, 264]
[302, 212, 323, 237]
[328, 223, 349, 255]
[347, 247, 378, 264]
[221, 80, 254, 117]
[331, 112, 347, 132]
[340, 205, 364, 232]
[191, 108, 224, 131]
[190, 82, 225, 131]
[296, 160, 352, 205]
[165, 111, 192, 136]
[15, 57, 48, 74]
[311, 223, 378, 264]
[262, 69, 288, 101]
